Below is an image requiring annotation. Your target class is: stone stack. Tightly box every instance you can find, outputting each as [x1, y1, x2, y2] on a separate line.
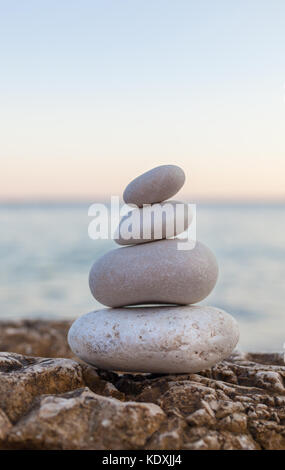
[68, 165, 239, 373]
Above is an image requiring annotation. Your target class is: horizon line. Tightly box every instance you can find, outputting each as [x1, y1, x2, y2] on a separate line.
[0, 195, 284, 206]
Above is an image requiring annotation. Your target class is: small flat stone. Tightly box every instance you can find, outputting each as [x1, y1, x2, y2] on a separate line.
[68, 306, 239, 373]
[89, 239, 218, 307]
[114, 200, 192, 245]
[123, 165, 185, 207]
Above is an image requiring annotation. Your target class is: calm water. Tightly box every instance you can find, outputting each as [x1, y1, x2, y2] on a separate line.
[0, 203, 284, 352]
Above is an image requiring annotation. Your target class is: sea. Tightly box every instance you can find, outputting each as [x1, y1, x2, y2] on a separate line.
[0, 202, 284, 352]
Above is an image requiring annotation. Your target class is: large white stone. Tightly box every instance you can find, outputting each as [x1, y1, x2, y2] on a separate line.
[123, 165, 185, 207]
[68, 306, 239, 373]
[114, 200, 192, 245]
[89, 239, 218, 307]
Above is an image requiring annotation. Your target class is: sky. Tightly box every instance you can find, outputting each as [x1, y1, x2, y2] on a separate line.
[0, 0, 285, 201]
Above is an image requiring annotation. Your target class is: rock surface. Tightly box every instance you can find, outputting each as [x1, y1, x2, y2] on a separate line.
[68, 306, 239, 373]
[114, 200, 192, 245]
[89, 239, 219, 307]
[123, 164, 186, 207]
[0, 321, 284, 450]
[0, 348, 285, 449]
[0, 321, 285, 449]
[0, 319, 73, 358]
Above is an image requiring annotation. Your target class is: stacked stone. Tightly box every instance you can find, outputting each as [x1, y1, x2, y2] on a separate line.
[68, 165, 239, 373]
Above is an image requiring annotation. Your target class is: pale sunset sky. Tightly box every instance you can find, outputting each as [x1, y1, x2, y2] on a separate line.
[0, 0, 285, 201]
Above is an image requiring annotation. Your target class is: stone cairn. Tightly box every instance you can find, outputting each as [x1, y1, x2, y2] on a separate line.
[68, 165, 239, 373]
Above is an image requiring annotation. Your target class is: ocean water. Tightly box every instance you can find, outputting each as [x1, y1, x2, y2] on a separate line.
[0, 203, 284, 352]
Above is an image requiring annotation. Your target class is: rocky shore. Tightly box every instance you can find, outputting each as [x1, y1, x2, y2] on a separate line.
[0, 319, 284, 450]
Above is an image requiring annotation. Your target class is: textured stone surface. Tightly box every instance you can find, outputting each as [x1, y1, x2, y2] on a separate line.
[89, 239, 219, 307]
[0, 337, 284, 449]
[123, 164, 186, 207]
[7, 388, 165, 450]
[0, 352, 84, 423]
[68, 306, 239, 373]
[0, 319, 73, 358]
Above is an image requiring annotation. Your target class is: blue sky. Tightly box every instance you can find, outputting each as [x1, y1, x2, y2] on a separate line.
[1, 0, 285, 200]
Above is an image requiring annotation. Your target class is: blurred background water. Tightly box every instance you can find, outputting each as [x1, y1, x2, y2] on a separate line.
[0, 202, 284, 352]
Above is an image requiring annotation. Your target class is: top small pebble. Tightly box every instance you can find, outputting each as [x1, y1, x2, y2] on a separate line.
[123, 164, 185, 207]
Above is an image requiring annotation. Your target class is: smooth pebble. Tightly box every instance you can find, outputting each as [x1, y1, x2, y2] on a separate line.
[123, 165, 185, 207]
[114, 200, 192, 245]
[89, 239, 218, 307]
[68, 305, 239, 373]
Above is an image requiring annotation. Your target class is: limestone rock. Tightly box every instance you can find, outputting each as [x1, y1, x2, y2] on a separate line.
[0, 409, 11, 441]
[6, 388, 165, 450]
[0, 319, 72, 358]
[0, 352, 84, 422]
[0, 323, 284, 450]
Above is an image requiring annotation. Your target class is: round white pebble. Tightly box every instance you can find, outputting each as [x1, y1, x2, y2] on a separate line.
[68, 305, 239, 373]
